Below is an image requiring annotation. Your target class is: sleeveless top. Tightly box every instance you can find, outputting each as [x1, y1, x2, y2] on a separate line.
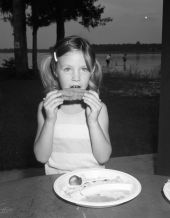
[45, 109, 104, 175]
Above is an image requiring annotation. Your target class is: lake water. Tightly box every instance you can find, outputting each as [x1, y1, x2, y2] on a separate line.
[0, 52, 161, 75]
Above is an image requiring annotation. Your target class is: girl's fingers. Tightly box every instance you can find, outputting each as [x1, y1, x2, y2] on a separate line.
[88, 90, 101, 101]
[51, 98, 64, 107]
[46, 90, 58, 98]
[83, 96, 102, 111]
[43, 99, 63, 117]
[44, 90, 62, 102]
[44, 93, 63, 106]
[47, 102, 63, 113]
[84, 91, 101, 102]
[83, 100, 96, 112]
[46, 94, 63, 103]
[83, 93, 102, 108]
[44, 98, 63, 109]
[88, 90, 99, 97]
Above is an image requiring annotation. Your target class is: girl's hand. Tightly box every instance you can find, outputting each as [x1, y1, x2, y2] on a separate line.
[43, 90, 63, 122]
[83, 90, 103, 125]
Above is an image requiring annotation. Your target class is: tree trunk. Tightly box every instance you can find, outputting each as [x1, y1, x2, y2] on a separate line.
[13, 0, 28, 77]
[156, 0, 170, 175]
[56, 9, 65, 44]
[32, 26, 38, 73]
[31, 1, 38, 73]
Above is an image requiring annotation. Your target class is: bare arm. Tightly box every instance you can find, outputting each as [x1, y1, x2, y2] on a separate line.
[34, 102, 55, 163]
[34, 90, 63, 163]
[83, 91, 112, 164]
[88, 103, 112, 164]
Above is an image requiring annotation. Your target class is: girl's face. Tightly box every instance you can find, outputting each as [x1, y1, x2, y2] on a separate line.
[56, 50, 91, 89]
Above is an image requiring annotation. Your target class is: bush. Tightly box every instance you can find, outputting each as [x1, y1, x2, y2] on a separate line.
[2, 58, 15, 69]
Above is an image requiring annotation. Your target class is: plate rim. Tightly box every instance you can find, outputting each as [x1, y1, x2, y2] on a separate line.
[53, 168, 142, 208]
[163, 181, 170, 201]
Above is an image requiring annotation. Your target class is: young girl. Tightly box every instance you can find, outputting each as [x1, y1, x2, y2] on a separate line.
[34, 35, 112, 175]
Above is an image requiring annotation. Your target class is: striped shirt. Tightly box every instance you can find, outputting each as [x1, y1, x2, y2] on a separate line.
[45, 109, 104, 174]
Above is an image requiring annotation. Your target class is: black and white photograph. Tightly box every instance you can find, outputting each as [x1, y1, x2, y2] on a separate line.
[0, 0, 170, 217]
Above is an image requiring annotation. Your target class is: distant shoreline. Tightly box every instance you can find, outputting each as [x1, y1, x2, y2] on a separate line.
[0, 43, 162, 54]
[0, 50, 161, 54]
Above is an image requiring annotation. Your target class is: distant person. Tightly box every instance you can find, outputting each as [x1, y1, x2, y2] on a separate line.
[34, 35, 112, 175]
[105, 54, 111, 67]
[122, 53, 127, 71]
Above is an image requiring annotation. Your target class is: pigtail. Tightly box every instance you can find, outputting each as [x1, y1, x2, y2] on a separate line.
[39, 55, 58, 94]
[95, 60, 103, 88]
[88, 60, 103, 93]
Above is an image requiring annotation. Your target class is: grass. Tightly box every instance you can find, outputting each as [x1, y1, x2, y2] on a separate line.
[0, 69, 160, 170]
[101, 72, 160, 155]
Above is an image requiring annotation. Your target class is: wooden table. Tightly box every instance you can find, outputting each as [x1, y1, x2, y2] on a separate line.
[0, 172, 170, 218]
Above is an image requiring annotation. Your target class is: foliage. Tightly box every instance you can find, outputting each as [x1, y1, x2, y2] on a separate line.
[77, 0, 112, 28]
[0, 0, 13, 23]
[26, 0, 112, 31]
[1, 57, 15, 69]
[1, 0, 113, 32]
[0, 0, 112, 72]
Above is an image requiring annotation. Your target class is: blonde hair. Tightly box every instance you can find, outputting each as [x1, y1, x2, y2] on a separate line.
[39, 35, 103, 93]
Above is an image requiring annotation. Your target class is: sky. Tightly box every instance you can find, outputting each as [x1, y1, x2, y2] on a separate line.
[0, 0, 163, 49]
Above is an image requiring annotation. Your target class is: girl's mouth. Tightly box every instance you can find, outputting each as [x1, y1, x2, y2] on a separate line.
[71, 85, 81, 88]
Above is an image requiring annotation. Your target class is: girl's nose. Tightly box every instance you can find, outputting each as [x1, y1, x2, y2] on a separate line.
[72, 70, 80, 81]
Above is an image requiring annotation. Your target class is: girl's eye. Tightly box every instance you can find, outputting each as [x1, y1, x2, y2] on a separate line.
[81, 67, 89, 72]
[63, 67, 71, 72]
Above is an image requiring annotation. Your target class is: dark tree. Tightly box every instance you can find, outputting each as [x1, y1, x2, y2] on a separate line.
[0, 0, 28, 76]
[27, 0, 51, 72]
[27, 0, 112, 71]
[0, 0, 112, 74]
[42, 0, 112, 43]
[13, 0, 28, 76]
[156, 0, 170, 175]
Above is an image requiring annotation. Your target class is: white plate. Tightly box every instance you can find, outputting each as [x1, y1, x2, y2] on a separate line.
[163, 180, 170, 201]
[53, 168, 142, 208]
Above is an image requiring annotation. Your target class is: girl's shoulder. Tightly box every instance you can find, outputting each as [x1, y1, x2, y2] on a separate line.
[38, 101, 44, 109]
[101, 102, 108, 112]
